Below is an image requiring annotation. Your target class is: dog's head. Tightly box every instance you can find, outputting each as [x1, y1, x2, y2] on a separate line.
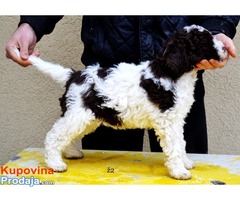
[152, 25, 228, 80]
[182, 25, 227, 62]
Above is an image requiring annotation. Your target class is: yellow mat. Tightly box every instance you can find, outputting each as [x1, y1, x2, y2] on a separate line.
[2, 148, 240, 185]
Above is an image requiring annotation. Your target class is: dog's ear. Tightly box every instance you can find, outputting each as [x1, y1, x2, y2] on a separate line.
[162, 39, 176, 57]
[162, 38, 193, 80]
[187, 29, 221, 63]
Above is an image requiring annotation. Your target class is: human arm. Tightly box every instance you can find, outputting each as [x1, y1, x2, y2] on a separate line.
[5, 16, 63, 67]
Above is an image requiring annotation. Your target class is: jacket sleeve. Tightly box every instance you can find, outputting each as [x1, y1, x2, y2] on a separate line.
[192, 16, 240, 39]
[19, 16, 64, 41]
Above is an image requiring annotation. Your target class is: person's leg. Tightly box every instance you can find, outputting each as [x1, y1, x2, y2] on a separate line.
[183, 72, 208, 153]
[148, 129, 162, 152]
[82, 126, 144, 151]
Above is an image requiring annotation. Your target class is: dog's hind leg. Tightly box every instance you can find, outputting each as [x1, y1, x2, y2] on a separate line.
[62, 137, 84, 159]
[44, 111, 99, 172]
[62, 122, 100, 159]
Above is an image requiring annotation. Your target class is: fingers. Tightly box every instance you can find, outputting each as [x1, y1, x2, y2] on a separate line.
[195, 57, 228, 71]
[5, 45, 32, 67]
[6, 45, 40, 67]
[5, 23, 38, 67]
[195, 60, 212, 71]
[19, 43, 31, 60]
[225, 40, 236, 58]
[215, 33, 237, 58]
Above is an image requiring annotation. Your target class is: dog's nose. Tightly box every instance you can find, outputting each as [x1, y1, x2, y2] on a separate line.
[220, 46, 229, 60]
[222, 46, 226, 52]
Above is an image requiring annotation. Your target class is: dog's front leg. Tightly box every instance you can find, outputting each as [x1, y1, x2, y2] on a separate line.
[155, 123, 192, 180]
[179, 137, 194, 170]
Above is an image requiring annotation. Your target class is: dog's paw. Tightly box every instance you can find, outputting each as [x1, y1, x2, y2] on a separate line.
[46, 160, 67, 172]
[169, 168, 192, 180]
[63, 149, 84, 159]
[183, 158, 195, 170]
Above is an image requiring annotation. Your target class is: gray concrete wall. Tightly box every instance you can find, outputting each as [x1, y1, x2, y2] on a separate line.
[1, 16, 239, 165]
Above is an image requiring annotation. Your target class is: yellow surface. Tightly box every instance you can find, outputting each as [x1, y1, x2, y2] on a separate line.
[2, 148, 240, 185]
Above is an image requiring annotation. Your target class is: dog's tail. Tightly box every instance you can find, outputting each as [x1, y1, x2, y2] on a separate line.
[14, 48, 74, 87]
[28, 56, 74, 87]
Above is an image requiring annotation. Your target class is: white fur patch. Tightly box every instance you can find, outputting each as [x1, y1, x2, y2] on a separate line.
[184, 24, 206, 33]
[213, 36, 229, 60]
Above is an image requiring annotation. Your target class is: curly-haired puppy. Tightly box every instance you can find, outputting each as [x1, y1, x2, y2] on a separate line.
[15, 25, 227, 179]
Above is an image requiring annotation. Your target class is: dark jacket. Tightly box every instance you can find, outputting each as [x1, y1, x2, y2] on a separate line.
[20, 16, 239, 67]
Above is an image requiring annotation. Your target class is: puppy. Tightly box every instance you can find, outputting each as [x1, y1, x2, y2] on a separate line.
[15, 25, 227, 180]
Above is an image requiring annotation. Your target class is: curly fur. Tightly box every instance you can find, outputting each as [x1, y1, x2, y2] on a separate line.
[15, 25, 228, 180]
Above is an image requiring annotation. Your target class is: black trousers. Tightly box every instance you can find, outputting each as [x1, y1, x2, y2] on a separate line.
[82, 72, 208, 154]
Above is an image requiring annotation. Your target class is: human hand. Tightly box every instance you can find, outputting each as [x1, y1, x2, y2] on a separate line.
[5, 23, 40, 67]
[195, 33, 236, 70]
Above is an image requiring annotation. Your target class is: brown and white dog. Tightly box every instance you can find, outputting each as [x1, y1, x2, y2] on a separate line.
[15, 25, 227, 179]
